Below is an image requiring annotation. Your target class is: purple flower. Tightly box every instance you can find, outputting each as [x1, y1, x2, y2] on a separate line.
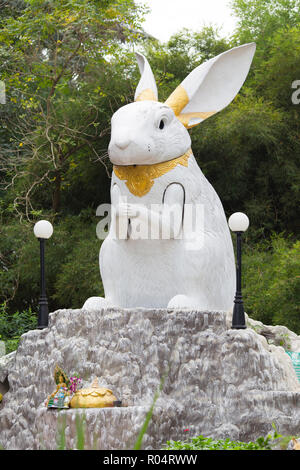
[69, 376, 82, 393]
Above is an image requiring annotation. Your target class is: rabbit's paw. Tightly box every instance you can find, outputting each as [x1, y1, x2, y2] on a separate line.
[167, 295, 200, 309]
[116, 203, 139, 218]
[82, 296, 113, 311]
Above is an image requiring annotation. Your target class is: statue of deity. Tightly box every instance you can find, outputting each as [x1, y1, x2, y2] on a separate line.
[46, 365, 71, 409]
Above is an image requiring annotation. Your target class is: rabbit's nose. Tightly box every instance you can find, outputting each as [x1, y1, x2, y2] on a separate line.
[115, 137, 130, 150]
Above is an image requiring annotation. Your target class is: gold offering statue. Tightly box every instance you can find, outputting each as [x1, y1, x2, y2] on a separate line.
[70, 377, 117, 408]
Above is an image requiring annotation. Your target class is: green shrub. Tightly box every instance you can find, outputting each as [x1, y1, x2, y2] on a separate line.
[164, 426, 283, 450]
[0, 302, 37, 353]
[164, 436, 269, 450]
[243, 234, 300, 333]
[52, 233, 103, 309]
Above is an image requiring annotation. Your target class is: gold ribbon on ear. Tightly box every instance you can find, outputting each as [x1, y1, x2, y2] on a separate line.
[164, 84, 215, 128]
[165, 85, 189, 115]
[135, 88, 157, 102]
[136, 84, 215, 127]
[177, 111, 216, 128]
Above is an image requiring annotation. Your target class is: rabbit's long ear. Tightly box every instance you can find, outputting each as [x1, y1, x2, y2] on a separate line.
[165, 43, 256, 129]
[134, 53, 158, 102]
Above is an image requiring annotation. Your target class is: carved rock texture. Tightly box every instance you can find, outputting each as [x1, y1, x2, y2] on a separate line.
[0, 308, 300, 450]
[0, 351, 15, 383]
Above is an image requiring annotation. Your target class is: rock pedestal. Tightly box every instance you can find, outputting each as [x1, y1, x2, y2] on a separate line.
[0, 308, 300, 450]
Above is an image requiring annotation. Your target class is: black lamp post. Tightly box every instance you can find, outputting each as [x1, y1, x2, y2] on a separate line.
[228, 212, 249, 330]
[34, 220, 53, 329]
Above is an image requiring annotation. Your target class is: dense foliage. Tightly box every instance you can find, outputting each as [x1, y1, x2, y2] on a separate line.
[0, 301, 37, 353]
[164, 435, 273, 450]
[243, 234, 300, 332]
[163, 428, 286, 450]
[0, 0, 299, 348]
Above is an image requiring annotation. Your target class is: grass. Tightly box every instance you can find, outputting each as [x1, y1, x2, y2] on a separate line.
[164, 435, 275, 450]
[163, 424, 293, 450]
[75, 413, 85, 450]
[56, 413, 67, 450]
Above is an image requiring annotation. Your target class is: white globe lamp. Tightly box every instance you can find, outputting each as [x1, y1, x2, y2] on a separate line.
[33, 220, 53, 239]
[228, 212, 249, 233]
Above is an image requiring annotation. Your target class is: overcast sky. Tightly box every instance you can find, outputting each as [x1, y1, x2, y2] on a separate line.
[136, 0, 237, 42]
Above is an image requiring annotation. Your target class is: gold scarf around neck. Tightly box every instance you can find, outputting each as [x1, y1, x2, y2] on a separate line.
[113, 149, 192, 197]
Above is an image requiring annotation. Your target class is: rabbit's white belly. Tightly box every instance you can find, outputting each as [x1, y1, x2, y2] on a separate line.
[100, 232, 235, 310]
[100, 238, 185, 308]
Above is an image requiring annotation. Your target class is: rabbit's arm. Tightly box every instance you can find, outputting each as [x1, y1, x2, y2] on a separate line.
[161, 183, 185, 239]
[128, 183, 184, 239]
[110, 184, 129, 240]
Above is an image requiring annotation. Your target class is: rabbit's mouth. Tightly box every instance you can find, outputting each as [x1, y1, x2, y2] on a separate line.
[108, 145, 158, 166]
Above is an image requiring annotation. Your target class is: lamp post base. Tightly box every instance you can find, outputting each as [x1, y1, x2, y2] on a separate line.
[231, 301, 247, 329]
[38, 298, 49, 329]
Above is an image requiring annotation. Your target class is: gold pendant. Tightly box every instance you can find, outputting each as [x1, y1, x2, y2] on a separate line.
[113, 149, 192, 197]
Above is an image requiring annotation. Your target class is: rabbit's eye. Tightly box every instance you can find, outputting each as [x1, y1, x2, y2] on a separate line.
[159, 120, 165, 130]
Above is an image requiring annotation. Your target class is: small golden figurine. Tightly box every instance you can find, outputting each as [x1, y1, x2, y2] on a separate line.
[46, 365, 71, 409]
[70, 377, 117, 408]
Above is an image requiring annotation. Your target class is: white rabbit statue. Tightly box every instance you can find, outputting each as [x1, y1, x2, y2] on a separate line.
[83, 43, 256, 311]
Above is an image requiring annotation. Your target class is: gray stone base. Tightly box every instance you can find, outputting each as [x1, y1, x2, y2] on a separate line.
[0, 308, 300, 449]
[35, 406, 151, 450]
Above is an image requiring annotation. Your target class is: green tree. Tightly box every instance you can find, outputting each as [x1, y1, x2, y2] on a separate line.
[243, 235, 300, 333]
[0, 0, 146, 218]
[231, 0, 300, 47]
